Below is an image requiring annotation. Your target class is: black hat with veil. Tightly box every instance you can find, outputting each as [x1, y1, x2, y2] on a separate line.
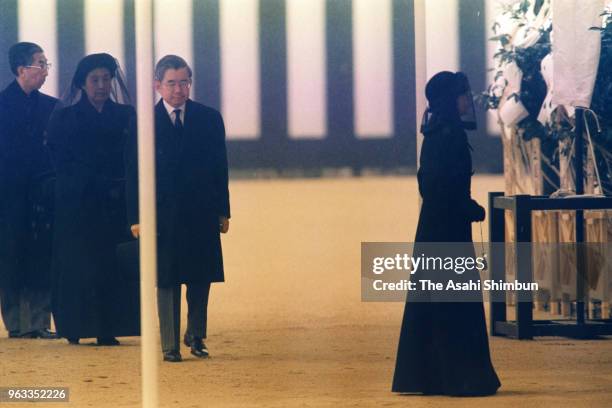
[60, 52, 131, 107]
[421, 71, 477, 131]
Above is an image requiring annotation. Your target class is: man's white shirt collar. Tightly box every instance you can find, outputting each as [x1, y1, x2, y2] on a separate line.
[162, 99, 186, 124]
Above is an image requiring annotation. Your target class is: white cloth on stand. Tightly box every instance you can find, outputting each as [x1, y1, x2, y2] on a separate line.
[499, 62, 529, 127]
[552, 0, 605, 108]
[538, 53, 554, 125]
[537, 53, 574, 124]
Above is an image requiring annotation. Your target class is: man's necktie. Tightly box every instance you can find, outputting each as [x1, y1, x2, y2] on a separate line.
[173, 109, 183, 133]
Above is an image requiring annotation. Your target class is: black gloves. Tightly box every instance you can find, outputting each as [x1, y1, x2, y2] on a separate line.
[467, 199, 486, 222]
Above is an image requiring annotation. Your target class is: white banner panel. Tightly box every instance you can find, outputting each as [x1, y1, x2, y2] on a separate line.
[220, 0, 260, 140]
[353, 0, 393, 138]
[85, 0, 124, 69]
[18, 0, 58, 97]
[286, 0, 327, 139]
[552, 0, 605, 108]
[485, 0, 502, 136]
[154, 0, 193, 91]
[424, 0, 459, 78]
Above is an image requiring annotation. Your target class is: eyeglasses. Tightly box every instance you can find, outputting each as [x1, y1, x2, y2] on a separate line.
[25, 62, 52, 70]
[162, 80, 191, 89]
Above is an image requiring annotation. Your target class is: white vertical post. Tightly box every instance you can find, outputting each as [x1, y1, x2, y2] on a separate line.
[414, 0, 427, 168]
[485, 0, 502, 136]
[134, 1, 158, 408]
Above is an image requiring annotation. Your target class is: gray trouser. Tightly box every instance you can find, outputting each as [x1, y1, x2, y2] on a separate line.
[0, 286, 52, 335]
[157, 283, 211, 353]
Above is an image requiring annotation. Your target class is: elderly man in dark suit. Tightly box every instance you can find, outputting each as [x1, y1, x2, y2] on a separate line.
[0, 42, 58, 339]
[125, 54, 230, 362]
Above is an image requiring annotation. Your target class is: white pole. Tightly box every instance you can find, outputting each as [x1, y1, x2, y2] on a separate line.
[134, 1, 159, 408]
[413, 0, 427, 169]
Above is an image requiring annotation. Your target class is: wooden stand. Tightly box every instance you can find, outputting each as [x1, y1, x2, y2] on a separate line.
[489, 192, 612, 339]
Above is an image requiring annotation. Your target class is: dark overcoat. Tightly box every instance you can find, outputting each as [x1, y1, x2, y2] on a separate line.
[47, 96, 138, 338]
[392, 116, 501, 395]
[124, 99, 230, 288]
[414, 116, 481, 243]
[0, 80, 57, 289]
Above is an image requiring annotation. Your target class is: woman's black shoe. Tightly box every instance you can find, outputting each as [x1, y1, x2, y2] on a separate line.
[67, 337, 80, 345]
[96, 337, 120, 346]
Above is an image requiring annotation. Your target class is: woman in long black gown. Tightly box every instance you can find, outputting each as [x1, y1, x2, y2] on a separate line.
[392, 71, 501, 396]
[47, 53, 137, 345]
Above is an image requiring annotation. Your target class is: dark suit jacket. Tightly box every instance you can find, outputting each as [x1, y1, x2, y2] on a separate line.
[125, 99, 230, 287]
[0, 80, 58, 288]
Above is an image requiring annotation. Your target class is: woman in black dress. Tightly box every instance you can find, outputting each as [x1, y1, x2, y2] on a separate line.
[392, 71, 501, 396]
[47, 53, 137, 345]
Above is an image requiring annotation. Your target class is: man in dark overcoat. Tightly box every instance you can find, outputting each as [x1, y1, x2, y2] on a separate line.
[0, 42, 58, 339]
[125, 54, 230, 362]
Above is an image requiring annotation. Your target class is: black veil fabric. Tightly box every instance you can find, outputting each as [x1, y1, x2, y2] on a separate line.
[421, 71, 477, 132]
[59, 53, 131, 108]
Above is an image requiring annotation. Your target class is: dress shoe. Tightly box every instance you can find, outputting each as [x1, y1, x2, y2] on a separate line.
[163, 350, 182, 362]
[14, 329, 58, 339]
[96, 337, 120, 346]
[67, 337, 80, 345]
[8, 331, 21, 338]
[183, 333, 193, 347]
[189, 337, 209, 358]
[34, 329, 58, 339]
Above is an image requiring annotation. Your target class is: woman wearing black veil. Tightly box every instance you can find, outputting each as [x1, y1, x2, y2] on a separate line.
[392, 71, 501, 396]
[47, 53, 137, 345]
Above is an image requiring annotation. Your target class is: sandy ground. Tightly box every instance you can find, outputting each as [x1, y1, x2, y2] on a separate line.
[1, 175, 612, 408]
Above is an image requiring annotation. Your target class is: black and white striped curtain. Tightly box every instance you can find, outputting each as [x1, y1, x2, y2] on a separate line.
[0, 0, 499, 171]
